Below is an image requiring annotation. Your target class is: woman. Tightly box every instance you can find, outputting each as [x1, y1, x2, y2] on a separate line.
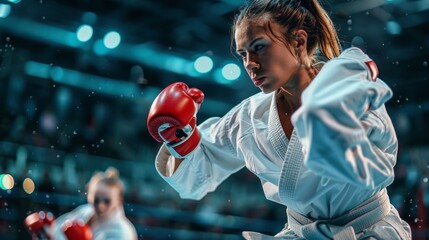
[51, 167, 137, 240]
[147, 0, 411, 239]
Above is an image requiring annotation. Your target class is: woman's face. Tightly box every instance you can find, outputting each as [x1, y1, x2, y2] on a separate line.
[88, 182, 121, 220]
[234, 18, 299, 93]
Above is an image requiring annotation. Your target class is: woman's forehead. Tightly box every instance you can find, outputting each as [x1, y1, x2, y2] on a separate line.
[90, 182, 117, 194]
[235, 23, 265, 46]
[235, 19, 284, 48]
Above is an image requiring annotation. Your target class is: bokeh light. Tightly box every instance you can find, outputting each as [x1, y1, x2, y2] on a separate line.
[23, 178, 35, 194]
[103, 31, 121, 49]
[386, 21, 402, 35]
[0, 4, 11, 18]
[0, 174, 15, 190]
[194, 56, 213, 73]
[76, 24, 93, 42]
[221, 63, 241, 81]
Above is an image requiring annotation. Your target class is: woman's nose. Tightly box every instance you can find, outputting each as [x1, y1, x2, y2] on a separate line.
[95, 203, 106, 212]
[245, 56, 260, 71]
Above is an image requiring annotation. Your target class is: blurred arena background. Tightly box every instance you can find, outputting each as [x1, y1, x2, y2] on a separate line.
[0, 0, 428, 239]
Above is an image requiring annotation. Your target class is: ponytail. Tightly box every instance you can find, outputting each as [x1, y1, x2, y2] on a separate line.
[303, 0, 341, 60]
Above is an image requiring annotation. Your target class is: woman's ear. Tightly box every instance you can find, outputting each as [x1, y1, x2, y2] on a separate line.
[86, 182, 95, 203]
[295, 29, 308, 49]
[293, 29, 309, 65]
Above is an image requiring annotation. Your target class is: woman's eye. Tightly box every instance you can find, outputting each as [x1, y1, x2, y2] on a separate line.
[237, 52, 246, 59]
[254, 45, 265, 51]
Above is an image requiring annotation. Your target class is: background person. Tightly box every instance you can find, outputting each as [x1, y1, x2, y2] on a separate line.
[52, 167, 137, 240]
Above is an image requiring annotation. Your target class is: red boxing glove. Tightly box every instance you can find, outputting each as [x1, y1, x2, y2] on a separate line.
[147, 82, 204, 158]
[24, 211, 56, 240]
[62, 220, 93, 240]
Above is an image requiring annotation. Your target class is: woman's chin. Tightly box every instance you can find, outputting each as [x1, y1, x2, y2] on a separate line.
[258, 84, 276, 94]
[95, 211, 108, 219]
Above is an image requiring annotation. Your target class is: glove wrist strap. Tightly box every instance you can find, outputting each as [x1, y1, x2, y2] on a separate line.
[166, 129, 200, 158]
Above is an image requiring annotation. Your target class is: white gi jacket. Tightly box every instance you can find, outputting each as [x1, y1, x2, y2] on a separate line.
[51, 204, 137, 240]
[155, 47, 411, 239]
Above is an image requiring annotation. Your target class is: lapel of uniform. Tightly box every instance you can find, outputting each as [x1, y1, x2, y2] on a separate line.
[266, 92, 305, 207]
[279, 129, 304, 206]
[268, 92, 289, 161]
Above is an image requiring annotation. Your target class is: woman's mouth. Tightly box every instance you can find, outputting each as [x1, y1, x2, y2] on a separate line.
[252, 76, 267, 87]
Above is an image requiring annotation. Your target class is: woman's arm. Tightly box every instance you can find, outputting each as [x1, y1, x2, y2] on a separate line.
[292, 48, 397, 189]
[155, 105, 247, 200]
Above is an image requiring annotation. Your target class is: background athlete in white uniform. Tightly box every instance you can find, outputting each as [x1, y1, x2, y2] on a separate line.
[51, 167, 137, 240]
[147, 0, 411, 239]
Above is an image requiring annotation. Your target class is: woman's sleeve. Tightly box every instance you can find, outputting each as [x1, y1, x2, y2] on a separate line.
[50, 211, 70, 240]
[102, 227, 127, 240]
[155, 105, 246, 200]
[292, 49, 398, 189]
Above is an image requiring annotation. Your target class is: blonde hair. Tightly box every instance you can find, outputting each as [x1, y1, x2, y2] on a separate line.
[232, 0, 341, 62]
[87, 167, 124, 196]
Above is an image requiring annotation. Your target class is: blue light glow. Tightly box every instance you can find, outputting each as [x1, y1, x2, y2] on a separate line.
[25, 61, 141, 98]
[386, 21, 401, 35]
[194, 56, 213, 73]
[0, 4, 11, 18]
[76, 25, 93, 42]
[25, 61, 50, 79]
[221, 63, 241, 81]
[50, 66, 64, 81]
[93, 39, 109, 55]
[82, 12, 97, 25]
[103, 31, 121, 49]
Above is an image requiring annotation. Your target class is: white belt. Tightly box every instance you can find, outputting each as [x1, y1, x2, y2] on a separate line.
[287, 189, 390, 240]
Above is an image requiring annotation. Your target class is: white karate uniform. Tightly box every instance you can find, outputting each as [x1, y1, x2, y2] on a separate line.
[51, 204, 137, 240]
[155, 47, 411, 239]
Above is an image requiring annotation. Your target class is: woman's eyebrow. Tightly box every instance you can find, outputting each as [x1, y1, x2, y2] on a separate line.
[236, 37, 264, 52]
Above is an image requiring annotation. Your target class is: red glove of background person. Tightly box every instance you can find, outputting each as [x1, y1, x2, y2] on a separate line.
[24, 211, 56, 240]
[62, 220, 93, 240]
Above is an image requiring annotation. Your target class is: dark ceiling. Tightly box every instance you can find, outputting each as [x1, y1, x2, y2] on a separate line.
[1, 0, 428, 149]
